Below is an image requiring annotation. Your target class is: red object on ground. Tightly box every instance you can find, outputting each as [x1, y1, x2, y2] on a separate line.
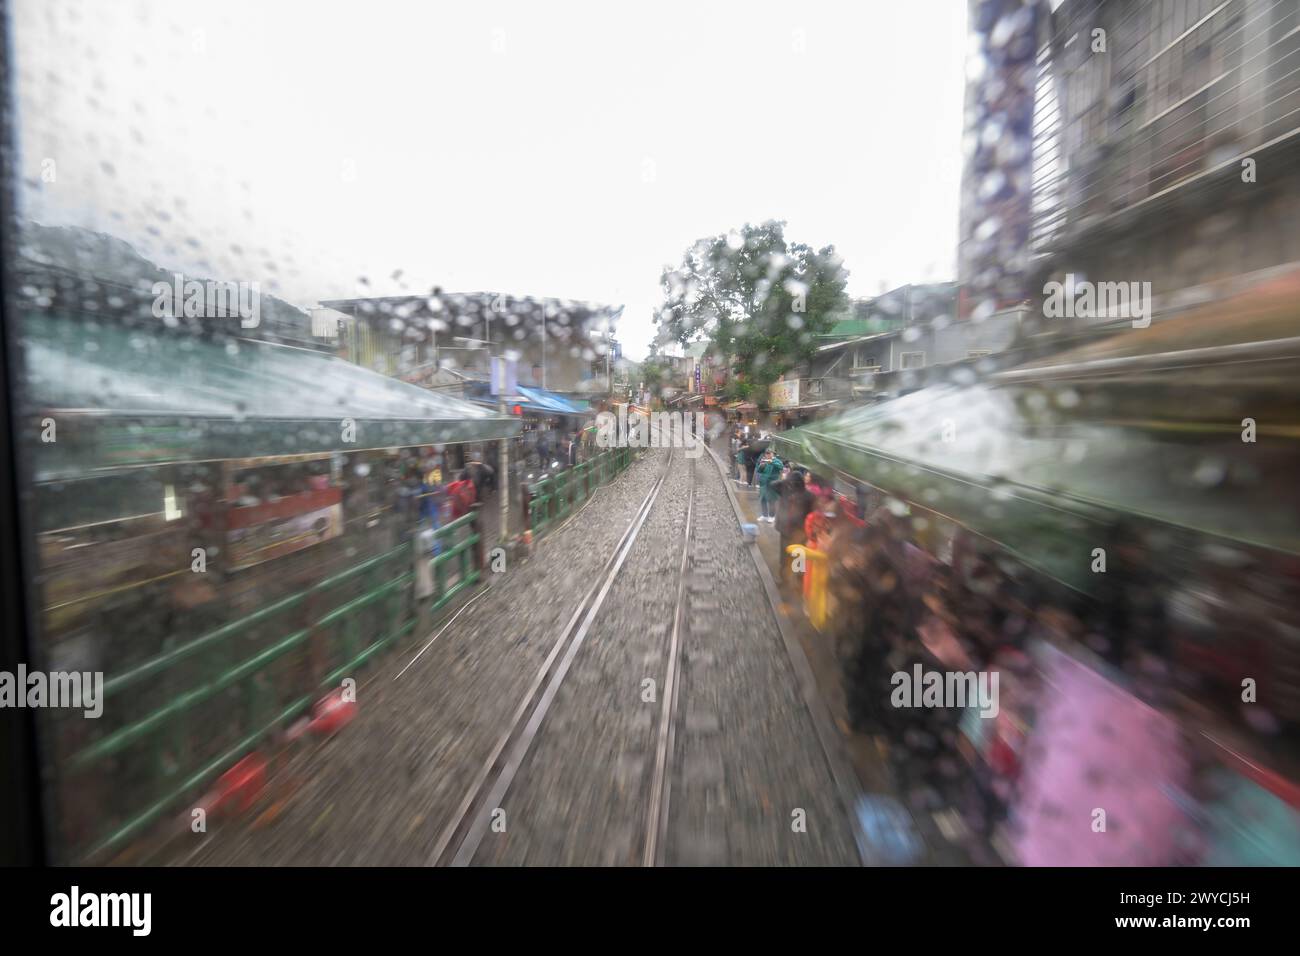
[308, 688, 357, 737]
[211, 753, 267, 816]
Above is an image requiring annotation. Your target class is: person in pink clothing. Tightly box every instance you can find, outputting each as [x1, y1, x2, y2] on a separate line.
[1009, 644, 1194, 866]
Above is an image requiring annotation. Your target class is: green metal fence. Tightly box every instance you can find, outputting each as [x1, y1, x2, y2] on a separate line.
[526, 447, 633, 538]
[64, 510, 483, 862]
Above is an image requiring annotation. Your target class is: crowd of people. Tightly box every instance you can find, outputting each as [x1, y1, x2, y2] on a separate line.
[394, 450, 497, 546]
[728, 423, 863, 597]
[525, 426, 587, 471]
[722, 418, 1300, 865]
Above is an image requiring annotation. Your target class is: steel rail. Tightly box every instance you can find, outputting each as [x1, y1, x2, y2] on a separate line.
[429, 447, 676, 866]
[642, 455, 693, 866]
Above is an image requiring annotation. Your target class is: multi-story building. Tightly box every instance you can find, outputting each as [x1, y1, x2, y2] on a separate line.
[771, 282, 1018, 416]
[653, 350, 694, 404]
[959, 0, 1041, 319]
[1029, 0, 1300, 327]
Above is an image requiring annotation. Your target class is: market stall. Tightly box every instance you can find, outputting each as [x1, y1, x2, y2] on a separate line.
[770, 273, 1300, 864]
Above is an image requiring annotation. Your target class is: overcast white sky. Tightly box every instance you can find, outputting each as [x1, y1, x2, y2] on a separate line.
[14, 0, 968, 361]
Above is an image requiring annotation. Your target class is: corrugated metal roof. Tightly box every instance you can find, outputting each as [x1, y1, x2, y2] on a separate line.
[25, 312, 520, 479]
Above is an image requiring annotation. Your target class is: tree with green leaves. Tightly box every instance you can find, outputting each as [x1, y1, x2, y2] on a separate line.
[654, 220, 849, 400]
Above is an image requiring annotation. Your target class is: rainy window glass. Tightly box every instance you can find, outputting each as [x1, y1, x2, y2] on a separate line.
[2, 0, 1299, 873]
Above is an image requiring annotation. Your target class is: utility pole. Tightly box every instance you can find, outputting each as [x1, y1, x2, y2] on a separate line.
[499, 385, 509, 546]
[487, 312, 508, 547]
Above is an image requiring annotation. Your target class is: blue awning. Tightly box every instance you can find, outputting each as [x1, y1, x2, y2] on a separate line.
[465, 383, 591, 416]
[514, 386, 588, 415]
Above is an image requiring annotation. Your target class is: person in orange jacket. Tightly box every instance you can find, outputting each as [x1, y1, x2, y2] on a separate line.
[801, 489, 838, 611]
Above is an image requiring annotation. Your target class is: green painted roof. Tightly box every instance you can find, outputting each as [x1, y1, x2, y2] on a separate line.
[817, 317, 902, 340]
[24, 312, 520, 480]
[774, 373, 1300, 593]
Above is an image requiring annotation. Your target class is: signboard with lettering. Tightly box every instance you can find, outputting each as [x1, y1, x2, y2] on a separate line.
[769, 379, 800, 408]
[227, 486, 344, 570]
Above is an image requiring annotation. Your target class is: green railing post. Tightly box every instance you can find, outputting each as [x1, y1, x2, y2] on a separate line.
[469, 502, 486, 570]
[386, 562, 404, 645]
[522, 478, 534, 538]
[69, 543, 423, 861]
[459, 519, 472, 584]
[433, 535, 446, 601]
[532, 476, 549, 536]
[342, 613, 361, 677]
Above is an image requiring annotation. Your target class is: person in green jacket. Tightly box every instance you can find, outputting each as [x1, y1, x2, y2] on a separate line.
[756, 449, 784, 522]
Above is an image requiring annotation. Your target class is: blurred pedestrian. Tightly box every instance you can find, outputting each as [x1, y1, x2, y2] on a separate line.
[397, 461, 422, 536]
[804, 487, 836, 550]
[467, 457, 488, 496]
[775, 469, 815, 596]
[467, 457, 495, 499]
[419, 464, 444, 556]
[756, 449, 784, 521]
[1090, 519, 1167, 669]
[743, 438, 762, 487]
[447, 469, 477, 519]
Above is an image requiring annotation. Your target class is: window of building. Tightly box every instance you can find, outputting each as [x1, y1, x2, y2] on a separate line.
[853, 348, 880, 369]
[899, 351, 926, 370]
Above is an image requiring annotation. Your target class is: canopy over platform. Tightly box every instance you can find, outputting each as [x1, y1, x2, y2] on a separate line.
[516, 386, 589, 415]
[24, 313, 521, 481]
[774, 273, 1300, 593]
[467, 384, 589, 416]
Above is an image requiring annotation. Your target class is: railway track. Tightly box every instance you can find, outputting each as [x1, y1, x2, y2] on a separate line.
[430, 447, 691, 866]
[179, 431, 863, 867]
[642, 453, 693, 866]
[432, 430, 865, 866]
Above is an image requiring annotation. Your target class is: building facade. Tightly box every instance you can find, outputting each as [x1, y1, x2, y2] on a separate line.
[770, 282, 1009, 413]
[317, 292, 622, 397]
[1029, 0, 1300, 327]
